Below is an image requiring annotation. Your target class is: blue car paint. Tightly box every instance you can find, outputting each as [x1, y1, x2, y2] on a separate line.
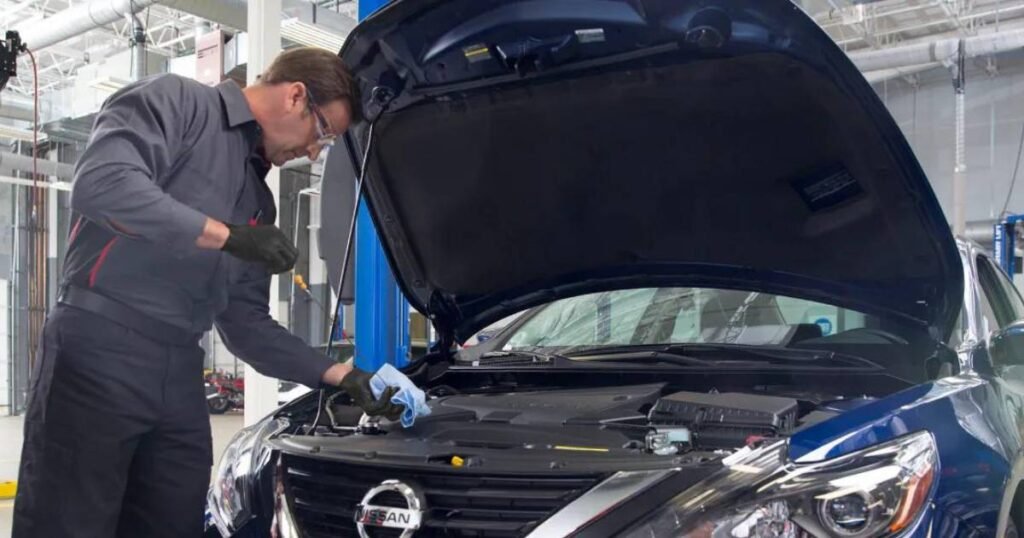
[789, 370, 1023, 535]
[819, 397, 879, 413]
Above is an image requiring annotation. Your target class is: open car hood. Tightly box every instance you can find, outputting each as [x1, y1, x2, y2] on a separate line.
[321, 0, 962, 344]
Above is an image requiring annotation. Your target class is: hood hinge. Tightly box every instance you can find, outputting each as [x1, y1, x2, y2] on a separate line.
[427, 291, 461, 356]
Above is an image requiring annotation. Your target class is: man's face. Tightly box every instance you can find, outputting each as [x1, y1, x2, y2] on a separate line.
[261, 82, 352, 166]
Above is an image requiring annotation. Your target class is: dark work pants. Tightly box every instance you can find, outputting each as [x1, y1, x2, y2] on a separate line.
[12, 305, 212, 538]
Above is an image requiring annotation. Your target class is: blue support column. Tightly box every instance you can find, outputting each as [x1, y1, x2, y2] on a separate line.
[354, 0, 409, 371]
[995, 222, 1008, 273]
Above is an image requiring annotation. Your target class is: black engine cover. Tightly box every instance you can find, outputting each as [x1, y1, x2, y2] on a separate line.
[650, 390, 798, 448]
[426, 383, 665, 425]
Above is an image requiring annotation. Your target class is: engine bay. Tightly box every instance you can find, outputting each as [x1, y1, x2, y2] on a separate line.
[272, 381, 876, 471]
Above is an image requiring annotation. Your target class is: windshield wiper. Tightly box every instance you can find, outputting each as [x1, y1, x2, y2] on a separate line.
[566, 344, 881, 369]
[665, 343, 836, 362]
[477, 350, 564, 365]
[568, 350, 716, 368]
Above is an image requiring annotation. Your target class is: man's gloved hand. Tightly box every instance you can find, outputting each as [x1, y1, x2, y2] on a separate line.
[221, 223, 299, 274]
[339, 367, 405, 422]
[369, 364, 430, 427]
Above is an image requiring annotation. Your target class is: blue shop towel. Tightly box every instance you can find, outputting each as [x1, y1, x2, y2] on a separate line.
[369, 364, 430, 427]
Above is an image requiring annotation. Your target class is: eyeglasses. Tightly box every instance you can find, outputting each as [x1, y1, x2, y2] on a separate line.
[305, 86, 336, 148]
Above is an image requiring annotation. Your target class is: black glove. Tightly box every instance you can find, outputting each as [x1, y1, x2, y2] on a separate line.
[221, 223, 299, 274]
[339, 367, 405, 422]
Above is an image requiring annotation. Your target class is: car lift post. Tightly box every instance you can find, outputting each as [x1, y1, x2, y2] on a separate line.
[353, 0, 410, 371]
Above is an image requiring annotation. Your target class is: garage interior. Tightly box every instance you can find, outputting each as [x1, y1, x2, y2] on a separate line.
[2, 0, 1024, 535]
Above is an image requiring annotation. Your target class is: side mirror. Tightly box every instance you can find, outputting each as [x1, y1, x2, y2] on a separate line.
[318, 136, 359, 305]
[989, 321, 1024, 367]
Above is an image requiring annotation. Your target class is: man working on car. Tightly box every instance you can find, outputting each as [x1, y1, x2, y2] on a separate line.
[13, 47, 414, 538]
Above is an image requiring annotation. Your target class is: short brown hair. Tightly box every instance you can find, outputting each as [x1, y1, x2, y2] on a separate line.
[260, 47, 363, 122]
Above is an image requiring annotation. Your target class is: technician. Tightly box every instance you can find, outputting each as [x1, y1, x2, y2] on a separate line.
[12, 47, 411, 537]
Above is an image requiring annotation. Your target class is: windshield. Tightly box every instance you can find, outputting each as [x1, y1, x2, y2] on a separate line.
[503, 287, 881, 350]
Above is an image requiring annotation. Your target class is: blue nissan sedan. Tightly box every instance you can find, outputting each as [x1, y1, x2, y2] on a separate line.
[206, 0, 1024, 536]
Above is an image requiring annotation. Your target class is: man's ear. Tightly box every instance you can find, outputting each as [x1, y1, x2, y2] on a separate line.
[284, 82, 305, 112]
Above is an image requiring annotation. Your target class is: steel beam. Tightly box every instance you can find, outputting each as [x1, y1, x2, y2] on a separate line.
[243, 0, 283, 427]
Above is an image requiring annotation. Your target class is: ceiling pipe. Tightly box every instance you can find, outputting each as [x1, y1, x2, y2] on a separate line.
[131, 13, 148, 80]
[13, 0, 160, 53]
[161, 0, 356, 35]
[11, 0, 356, 56]
[849, 26, 1024, 73]
[833, 3, 1024, 46]
[0, 151, 75, 179]
[862, 61, 943, 83]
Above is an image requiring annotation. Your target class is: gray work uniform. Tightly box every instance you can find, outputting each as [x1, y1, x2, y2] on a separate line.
[12, 73, 334, 538]
[65, 73, 334, 387]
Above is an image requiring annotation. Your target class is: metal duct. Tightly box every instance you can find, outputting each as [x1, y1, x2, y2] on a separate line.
[862, 62, 942, 84]
[132, 15, 147, 80]
[163, 0, 356, 36]
[852, 39, 959, 73]
[850, 27, 1024, 73]
[161, 0, 249, 32]
[13, 0, 159, 52]
[0, 151, 74, 179]
[12, 0, 354, 55]
[952, 40, 967, 237]
[965, 219, 999, 245]
[0, 103, 34, 122]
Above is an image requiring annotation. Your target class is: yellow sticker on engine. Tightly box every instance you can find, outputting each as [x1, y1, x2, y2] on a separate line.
[463, 44, 491, 63]
[553, 445, 610, 453]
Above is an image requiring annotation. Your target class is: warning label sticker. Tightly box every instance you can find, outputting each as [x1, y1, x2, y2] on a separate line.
[791, 166, 863, 211]
[575, 28, 606, 43]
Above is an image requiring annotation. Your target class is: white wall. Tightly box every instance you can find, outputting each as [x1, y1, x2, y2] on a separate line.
[872, 51, 1024, 225]
[44, 49, 168, 123]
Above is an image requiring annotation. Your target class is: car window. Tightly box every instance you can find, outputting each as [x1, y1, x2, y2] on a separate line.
[976, 288, 1000, 337]
[946, 308, 966, 349]
[504, 288, 656, 348]
[976, 256, 1016, 330]
[502, 287, 886, 349]
[992, 261, 1024, 321]
[775, 296, 868, 336]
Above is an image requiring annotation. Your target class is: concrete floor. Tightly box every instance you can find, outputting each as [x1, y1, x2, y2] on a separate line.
[0, 412, 245, 537]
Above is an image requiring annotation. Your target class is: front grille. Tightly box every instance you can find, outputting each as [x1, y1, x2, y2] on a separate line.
[281, 453, 603, 538]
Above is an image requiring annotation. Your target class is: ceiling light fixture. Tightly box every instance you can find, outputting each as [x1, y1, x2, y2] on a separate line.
[88, 75, 132, 94]
[280, 18, 346, 52]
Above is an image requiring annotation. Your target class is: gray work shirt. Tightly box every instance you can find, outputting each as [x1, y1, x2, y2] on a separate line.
[62, 73, 335, 388]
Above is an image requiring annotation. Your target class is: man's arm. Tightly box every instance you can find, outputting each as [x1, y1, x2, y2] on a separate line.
[217, 266, 409, 420]
[214, 269, 341, 388]
[70, 74, 225, 256]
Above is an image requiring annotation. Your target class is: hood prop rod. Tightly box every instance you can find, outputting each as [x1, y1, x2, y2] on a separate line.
[308, 87, 393, 435]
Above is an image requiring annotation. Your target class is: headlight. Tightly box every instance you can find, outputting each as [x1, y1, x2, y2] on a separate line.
[207, 417, 288, 536]
[621, 431, 937, 538]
